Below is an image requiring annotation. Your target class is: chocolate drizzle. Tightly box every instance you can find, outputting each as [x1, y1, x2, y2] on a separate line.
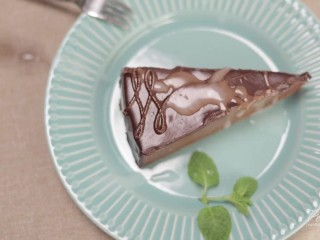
[164, 78, 236, 113]
[124, 69, 167, 138]
[124, 68, 249, 138]
[123, 67, 310, 140]
[145, 70, 167, 135]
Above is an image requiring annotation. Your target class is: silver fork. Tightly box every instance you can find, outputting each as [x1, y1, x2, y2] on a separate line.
[62, 0, 131, 26]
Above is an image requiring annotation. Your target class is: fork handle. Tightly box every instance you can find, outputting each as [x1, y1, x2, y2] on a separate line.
[58, 0, 86, 8]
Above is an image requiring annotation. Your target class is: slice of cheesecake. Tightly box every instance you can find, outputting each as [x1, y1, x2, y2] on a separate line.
[120, 67, 310, 167]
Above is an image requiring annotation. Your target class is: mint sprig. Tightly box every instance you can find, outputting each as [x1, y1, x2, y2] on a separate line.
[188, 151, 258, 240]
[206, 176, 258, 215]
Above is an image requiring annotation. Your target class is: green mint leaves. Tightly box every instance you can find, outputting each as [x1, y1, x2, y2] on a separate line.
[188, 151, 258, 240]
[198, 206, 231, 240]
[188, 151, 219, 189]
[229, 177, 258, 215]
[233, 176, 258, 198]
[206, 176, 258, 215]
[228, 193, 252, 215]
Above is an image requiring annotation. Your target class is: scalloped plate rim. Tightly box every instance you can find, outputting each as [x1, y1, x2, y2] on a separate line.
[45, 1, 320, 239]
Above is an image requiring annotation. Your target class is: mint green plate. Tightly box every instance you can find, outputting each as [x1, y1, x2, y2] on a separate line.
[46, 0, 320, 239]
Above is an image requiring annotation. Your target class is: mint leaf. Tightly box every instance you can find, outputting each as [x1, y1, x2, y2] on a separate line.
[188, 151, 219, 189]
[229, 193, 251, 215]
[233, 177, 258, 198]
[198, 206, 231, 240]
[230, 177, 257, 215]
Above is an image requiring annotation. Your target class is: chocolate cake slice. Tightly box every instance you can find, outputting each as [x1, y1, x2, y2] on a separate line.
[120, 67, 310, 167]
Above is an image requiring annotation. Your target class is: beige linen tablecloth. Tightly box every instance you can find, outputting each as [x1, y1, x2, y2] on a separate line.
[1, 0, 319, 239]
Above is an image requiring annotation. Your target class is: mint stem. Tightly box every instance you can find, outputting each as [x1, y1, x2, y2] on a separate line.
[207, 195, 231, 203]
[200, 184, 209, 206]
